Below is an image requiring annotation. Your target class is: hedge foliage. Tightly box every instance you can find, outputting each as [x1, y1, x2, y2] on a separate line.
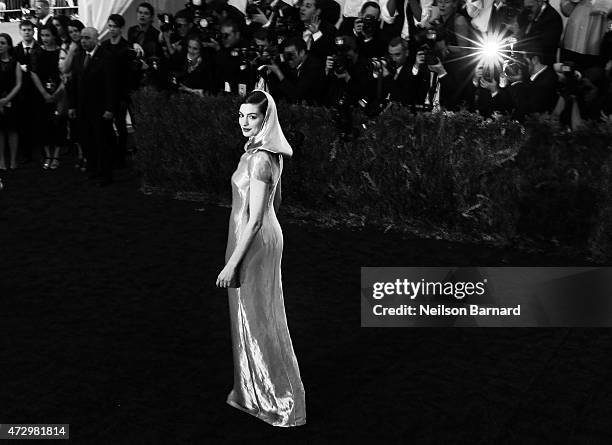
[132, 88, 612, 261]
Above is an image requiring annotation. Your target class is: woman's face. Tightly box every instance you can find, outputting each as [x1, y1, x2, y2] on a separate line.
[68, 26, 81, 43]
[53, 20, 66, 37]
[0, 37, 9, 56]
[187, 39, 201, 59]
[239, 103, 265, 138]
[41, 29, 55, 47]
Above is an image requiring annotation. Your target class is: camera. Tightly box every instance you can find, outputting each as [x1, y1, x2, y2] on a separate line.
[414, 28, 440, 66]
[419, 43, 439, 66]
[158, 13, 175, 33]
[557, 61, 582, 96]
[332, 36, 351, 75]
[273, 11, 300, 44]
[196, 12, 221, 43]
[361, 16, 378, 35]
[369, 56, 392, 78]
[482, 64, 493, 82]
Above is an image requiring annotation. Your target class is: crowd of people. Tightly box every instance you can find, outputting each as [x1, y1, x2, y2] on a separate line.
[1, 0, 612, 184]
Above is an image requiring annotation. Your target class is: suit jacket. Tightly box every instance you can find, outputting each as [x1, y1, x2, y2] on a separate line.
[127, 24, 163, 60]
[497, 81, 532, 121]
[101, 37, 139, 100]
[529, 66, 559, 113]
[15, 41, 40, 68]
[520, 3, 563, 66]
[469, 81, 532, 120]
[276, 54, 326, 104]
[302, 20, 338, 62]
[68, 45, 118, 119]
[14, 41, 40, 103]
[384, 63, 420, 106]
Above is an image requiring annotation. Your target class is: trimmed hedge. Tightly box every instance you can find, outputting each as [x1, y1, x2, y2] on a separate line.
[132, 88, 612, 261]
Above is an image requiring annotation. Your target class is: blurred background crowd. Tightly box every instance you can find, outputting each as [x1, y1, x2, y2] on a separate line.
[1, 0, 612, 184]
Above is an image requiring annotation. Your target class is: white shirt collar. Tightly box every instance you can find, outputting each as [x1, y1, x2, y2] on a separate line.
[534, 3, 547, 22]
[40, 14, 53, 25]
[86, 45, 99, 58]
[530, 65, 547, 81]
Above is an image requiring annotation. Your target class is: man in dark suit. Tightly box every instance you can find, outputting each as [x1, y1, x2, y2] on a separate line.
[525, 46, 559, 112]
[383, 37, 419, 106]
[213, 19, 250, 95]
[15, 19, 40, 163]
[68, 27, 118, 186]
[102, 13, 139, 168]
[518, 0, 563, 66]
[298, 0, 338, 62]
[383, 37, 453, 111]
[478, 59, 532, 121]
[33, 0, 53, 43]
[127, 2, 162, 60]
[265, 37, 326, 105]
[127, 0, 163, 87]
[353, 2, 387, 58]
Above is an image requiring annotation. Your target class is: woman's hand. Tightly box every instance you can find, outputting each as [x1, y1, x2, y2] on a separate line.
[216, 263, 238, 288]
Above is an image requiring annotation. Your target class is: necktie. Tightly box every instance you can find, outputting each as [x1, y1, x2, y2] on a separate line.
[303, 30, 313, 50]
[84, 53, 91, 69]
[25, 47, 30, 56]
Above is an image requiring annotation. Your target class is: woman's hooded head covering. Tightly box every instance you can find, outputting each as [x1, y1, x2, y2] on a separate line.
[245, 89, 293, 158]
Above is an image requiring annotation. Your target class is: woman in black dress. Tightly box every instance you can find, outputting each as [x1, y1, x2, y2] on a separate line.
[0, 33, 23, 171]
[64, 19, 86, 170]
[31, 24, 66, 170]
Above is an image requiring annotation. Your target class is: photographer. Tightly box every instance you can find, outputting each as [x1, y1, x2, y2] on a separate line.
[172, 37, 217, 97]
[353, 2, 387, 58]
[476, 58, 532, 121]
[263, 36, 326, 104]
[434, 0, 473, 108]
[325, 35, 373, 107]
[382, 37, 419, 106]
[410, 34, 452, 111]
[213, 20, 252, 95]
[161, 9, 199, 59]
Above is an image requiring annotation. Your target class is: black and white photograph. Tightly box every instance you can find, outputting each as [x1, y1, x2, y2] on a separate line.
[2, 0, 612, 443]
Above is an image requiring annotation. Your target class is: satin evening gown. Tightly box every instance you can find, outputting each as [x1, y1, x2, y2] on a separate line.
[224, 147, 306, 427]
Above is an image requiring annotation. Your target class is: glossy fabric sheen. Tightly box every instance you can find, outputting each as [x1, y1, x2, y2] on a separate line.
[225, 148, 306, 427]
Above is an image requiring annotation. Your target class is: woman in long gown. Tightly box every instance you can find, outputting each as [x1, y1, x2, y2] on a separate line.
[216, 90, 306, 427]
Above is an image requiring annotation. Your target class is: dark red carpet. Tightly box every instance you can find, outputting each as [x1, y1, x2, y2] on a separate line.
[1, 159, 610, 444]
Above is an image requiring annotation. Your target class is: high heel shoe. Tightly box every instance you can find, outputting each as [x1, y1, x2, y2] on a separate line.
[42, 158, 51, 170]
[50, 158, 60, 170]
